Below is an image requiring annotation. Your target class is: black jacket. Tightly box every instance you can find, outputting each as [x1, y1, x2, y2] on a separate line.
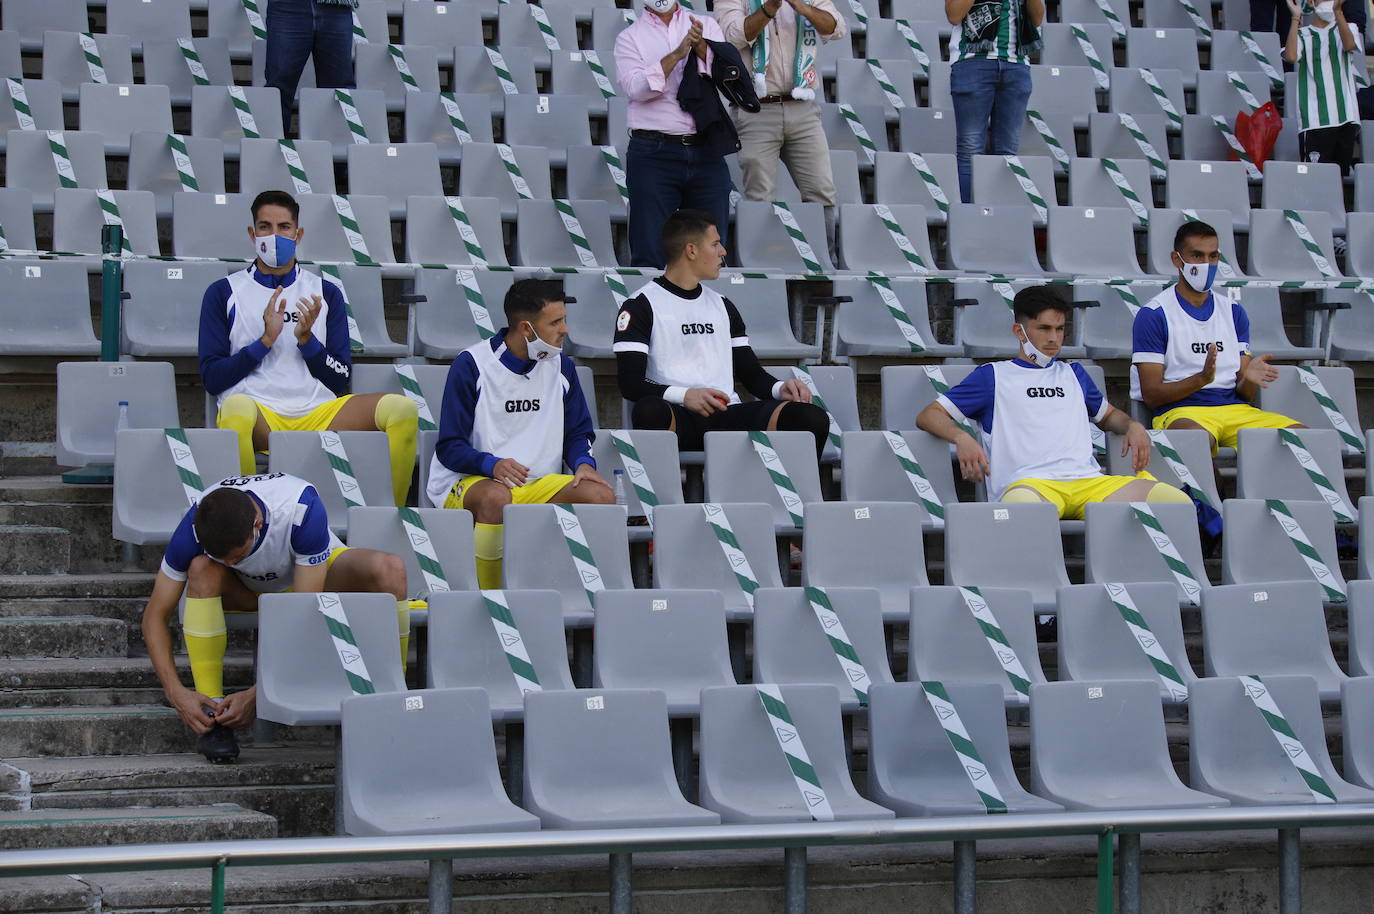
[677, 39, 760, 158]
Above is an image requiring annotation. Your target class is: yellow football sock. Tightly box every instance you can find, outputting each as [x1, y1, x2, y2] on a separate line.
[1146, 481, 1193, 504]
[474, 522, 503, 590]
[397, 600, 411, 673]
[216, 394, 261, 475]
[183, 597, 227, 700]
[374, 393, 418, 506]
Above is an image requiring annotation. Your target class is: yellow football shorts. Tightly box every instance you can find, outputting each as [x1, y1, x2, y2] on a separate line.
[1152, 403, 1298, 451]
[249, 395, 356, 432]
[1004, 473, 1155, 520]
[443, 473, 575, 510]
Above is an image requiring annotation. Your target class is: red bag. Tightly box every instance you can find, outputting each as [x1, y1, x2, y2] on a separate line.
[1231, 101, 1283, 172]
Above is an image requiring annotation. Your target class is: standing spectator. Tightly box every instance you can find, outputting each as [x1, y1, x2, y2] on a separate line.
[265, 0, 357, 137]
[716, 0, 846, 261]
[1251, 0, 1295, 54]
[1285, 0, 1363, 174]
[946, 0, 1044, 203]
[615, 0, 734, 268]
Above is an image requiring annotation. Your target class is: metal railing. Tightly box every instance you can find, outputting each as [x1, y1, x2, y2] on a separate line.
[4, 805, 1374, 914]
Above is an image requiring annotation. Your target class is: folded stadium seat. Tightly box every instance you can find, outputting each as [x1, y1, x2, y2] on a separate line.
[704, 430, 824, 535]
[945, 204, 1048, 274]
[606, 96, 630, 151]
[837, 430, 957, 513]
[122, 260, 231, 358]
[1254, 365, 1362, 441]
[1028, 64, 1101, 129]
[801, 501, 931, 621]
[835, 58, 918, 119]
[497, 1, 579, 71]
[1107, 67, 1187, 131]
[873, 150, 959, 220]
[1087, 111, 1172, 169]
[345, 142, 444, 219]
[590, 5, 637, 56]
[1056, 582, 1200, 702]
[1220, 501, 1346, 599]
[1031, 679, 1228, 809]
[1068, 157, 1154, 212]
[1209, 29, 1285, 74]
[820, 101, 890, 162]
[788, 365, 861, 461]
[1125, 27, 1201, 88]
[590, 429, 684, 517]
[1327, 290, 1374, 363]
[413, 266, 516, 359]
[77, 83, 173, 158]
[257, 592, 408, 727]
[952, 280, 1088, 359]
[1262, 161, 1348, 235]
[1356, 163, 1374, 213]
[350, 363, 448, 420]
[1037, 22, 1114, 69]
[298, 87, 391, 160]
[43, 31, 134, 102]
[345, 507, 478, 601]
[106, 0, 193, 52]
[908, 585, 1048, 705]
[862, 18, 941, 71]
[239, 137, 336, 199]
[0, 30, 17, 76]
[1046, 206, 1153, 277]
[869, 680, 1063, 816]
[830, 277, 962, 358]
[190, 85, 284, 159]
[54, 187, 159, 259]
[402, 0, 487, 66]
[732, 199, 836, 273]
[513, 198, 619, 268]
[1104, 426, 1222, 506]
[1196, 69, 1273, 123]
[730, 151, 862, 207]
[267, 430, 396, 536]
[3, 0, 88, 52]
[944, 502, 1069, 611]
[1055, 0, 1130, 32]
[752, 587, 894, 710]
[502, 94, 591, 168]
[924, 61, 953, 108]
[0, 188, 37, 253]
[558, 271, 623, 359]
[579, 365, 601, 430]
[425, 590, 575, 718]
[699, 275, 821, 360]
[354, 42, 442, 112]
[970, 153, 1058, 225]
[699, 684, 895, 822]
[836, 203, 944, 274]
[1235, 429, 1355, 512]
[111, 428, 240, 544]
[457, 142, 552, 221]
[651, 503, 785, 621]
[1143, 0, 1217, 29]
[522, 688, 721, 828]
[1144, 207, 1245, 276]
[55, 361, 178, 467]
[1203, 580, 1349, 699]
[452, 46, 539, 116]
[549, 49, 619, 117]
[0, 77, 64, 145]
[403, 92, 494, 165]
[1164, 161, 1252, 232]
[565, 145, 630, 223]
[1082, 502, 1210, 604]
[127, 132, 228, 218]
[896, 108, 957, 157]
[6, 129, 106, 213]
[0, 260, 99, 357]
[340, 688, 542, 836]
[206, 0, 260, 59]
[1347, 213, 1374, 277]
[879, 363, 979, 431]
[416, 430, 438, 506]
[350, 0, 392, 43]
[1248, 208, 1344, 280]
[404, 195, 508, 266]
[171, 191, 254, 258]
[1342, 675, 1374, 789]
[1178, 113, 1242, 162]
[845, 0, 884, 30]
[503, 503, 633, 627]
[1076, 284, 1148, 359]
[1014, 107, 1077, 166]
[314, 263, 410, 358]
[294, 193, 398, 267]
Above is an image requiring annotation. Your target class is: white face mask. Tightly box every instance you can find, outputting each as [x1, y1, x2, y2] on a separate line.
[645, 0, 679, 12]
[254, 231, 297, 269]
[1178, 259, 1218, 293]
[1015, 325, 1055, 366]
[523, 322, 562, 362]
[1315, 2, 1336, 20]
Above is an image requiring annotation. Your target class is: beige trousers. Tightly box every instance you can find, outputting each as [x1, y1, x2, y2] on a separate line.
[732, 99, 838, 205]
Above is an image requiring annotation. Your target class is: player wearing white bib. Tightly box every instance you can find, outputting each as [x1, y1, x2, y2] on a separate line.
[199, 190, 418, 506]
[918, 286, 1190, 519]
[140, 472, 406, 763]
[431, 279, 613, 589]
[1131, 221, 1300, 452]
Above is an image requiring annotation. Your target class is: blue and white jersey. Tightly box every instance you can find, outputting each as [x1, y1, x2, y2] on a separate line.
[160, 472, 341, 593]
[1130, 285, 1250, 417]
[938, 358, 1108, 500]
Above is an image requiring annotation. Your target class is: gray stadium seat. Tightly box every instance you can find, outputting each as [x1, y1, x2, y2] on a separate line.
[457, 142, 553, 221]
[205, 0, 258, 58]
[953, 280, 1087, 359]
[141, 37, 235, 106]
[514, 199, 618, 268]
[651, 503, 784, 621]
[971, 154, 1057, 223]
[752, 587, 893, 710]
[414, 267, 516, 359]
[1341, 675, 1374, 788]
[868, 680, 1063, 816]
[0, 260, 99, 356]
[699, 684, 894, 822]
[836, 203, 942, 274]
[945, 502, 1069, 610]
[547, 271, 619, 359]
[127, 132, 228, 217]
[1195, 69, 1273, 123]
[1056, 582, 1199, 702]
[497, 1, 579, 70]
[1257, 366, 1361, 439]
[53, 188, 160, 258]
[0, 188, 36, 253]
[345, 143, 443, 219]
[591, 5, 636, 55]
[1327, 289, 1374, 362]
[1179, 113, 1242, 162]
[896, 109, 957, 158]
[862, 18, 941, 70]
[1030, 679, 1227, 809]
[820, 101, 890, 160]
[401, 0, 487, 61]
[522, 688, 721, 827]
[838, 430, 958, 512]
[1165, 161, 1251, 231]
[1262, 161, 1348, 234]
[1046, 206, 1150, 276]
[112, 429, 241, 545]
[56, 361, 179, 467]
[257, 592, 407, 727]
[1221, 499, 1345, 597]
[1144, 207, 1246, 277]
[0, 29, 17, 76]
[1077, 283, 1147, 360]
[908, 585, 1047, 705]
[1104, 426, 1222, 508]
[1107, 67, 1187, 129]
[453, 46, 539, 115]
[123, 261, 232, 358]
[1210, 30, 1285, 76]
[350, 364, 449, 420]
[835, 58, 918, 117]
[267, 430, 397, 533]
[4, 0, 89, 51]
[879, 363, 979, 431]
[549, 50, 618, 116]
[946, 204, 1044, 274]
[793, 365, 861, 456]
[593, 589, 736, 716]
[1082, 502, 1209, 604]
[1347, 212, 1374, 277]
[238, 137, 336, 198]
[345, 507, 479, 598]
[1068, 157, 1153, 212]
[1140, 0, 1212, 29]
[298, 87, 391, 158]
[354, 43, 442, 111]
[1125, 28, 1200, 87]
[1088, 112, 1170, 168]
[1356, 163, 1374, 214]
[172, 191, 253, 259]
[106, 0, 192, 50]
[832, 276, 960, 358]
[503, 503, 633, 625]
[704, 430, 824, 533]
[591, 429, 684, 518]
[340, 687, 541, 836]
[6, 129, 106, 211]
[1028, 64, 1101, 128]
[1235, 429, 1353, 513]
[1247, 209, 1343, 280]
[1014, 106, 1077, 163]
[1190, 674, 1374, 804]
[701, 276, 820, 360]
[1202, 581, 1348, 700]
[802, 501, 930, 621]
[43, 32, 134, 100]
[0, 77, 64, 139]
[295, 193, 398, 266]
[1055, 0, 1130, 31]
[404, 195, 508, 267]
[565, 144, 630, 222]
[733, 200, 835, 273]
[1363, 512, 1374, 586]
[190, 85, 284, 157]
[403, 91, 495, 163]
[1038, 22, 1114, 69]
[503, 94, 591, 168]
[77, 84, 172, 155]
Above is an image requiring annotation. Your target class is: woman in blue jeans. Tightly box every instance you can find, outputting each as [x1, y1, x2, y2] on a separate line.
[946, 0, 1045, 203]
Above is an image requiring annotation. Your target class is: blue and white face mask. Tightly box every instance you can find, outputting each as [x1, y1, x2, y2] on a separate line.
[254, 232, 297, 268]
[1180, 260, 1218, 293]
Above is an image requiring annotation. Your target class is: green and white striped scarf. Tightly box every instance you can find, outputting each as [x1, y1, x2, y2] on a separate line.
[749, 1, 820, 100]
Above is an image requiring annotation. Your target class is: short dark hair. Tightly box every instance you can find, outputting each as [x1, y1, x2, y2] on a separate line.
[1012, 285, 1071, 324]
[250, 190, 300, 224]
[661, 209, 717, 264]
[1173, 220, 1218, 253]
[193, 488, 258, 559]
[504, 278, 564, 326]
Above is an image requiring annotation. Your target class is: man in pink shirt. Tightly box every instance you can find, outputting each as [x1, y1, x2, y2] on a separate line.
[614, 0, 734, 267]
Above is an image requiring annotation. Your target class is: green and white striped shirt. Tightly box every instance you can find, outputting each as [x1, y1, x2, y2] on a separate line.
[1294, 22, 1362, 131]
[952, 0, 1030, 65]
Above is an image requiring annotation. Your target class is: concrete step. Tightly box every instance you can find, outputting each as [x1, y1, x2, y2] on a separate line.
[0, 596, 145, 624]
[0, 525, 71, 575]
[0, 655, 255, 708]
[0, 572, 155, 600]
[0, 504, 161, 574]
[0, 615, 127, 659]
[0, 804, 277, 850]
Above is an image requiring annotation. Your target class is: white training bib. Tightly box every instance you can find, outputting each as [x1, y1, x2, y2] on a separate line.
[1129, 286, 1242, 404]
[201, 472, 341, 593]
[986, 360, 1105, 500]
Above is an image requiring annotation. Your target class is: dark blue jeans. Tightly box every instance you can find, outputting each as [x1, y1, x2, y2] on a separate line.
[950, 58, 1033, 203]
[265, 0, 356, 137]
[625, 135, 732, 268]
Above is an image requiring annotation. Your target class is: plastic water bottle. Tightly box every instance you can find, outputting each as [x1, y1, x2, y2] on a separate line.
[613, 469, 626, 506]
[115, 400, 130, 434]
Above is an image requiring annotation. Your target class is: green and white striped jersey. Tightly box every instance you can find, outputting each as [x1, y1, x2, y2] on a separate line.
[952, 0, 1030, 64]
[1294, 22, 1363, 131]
